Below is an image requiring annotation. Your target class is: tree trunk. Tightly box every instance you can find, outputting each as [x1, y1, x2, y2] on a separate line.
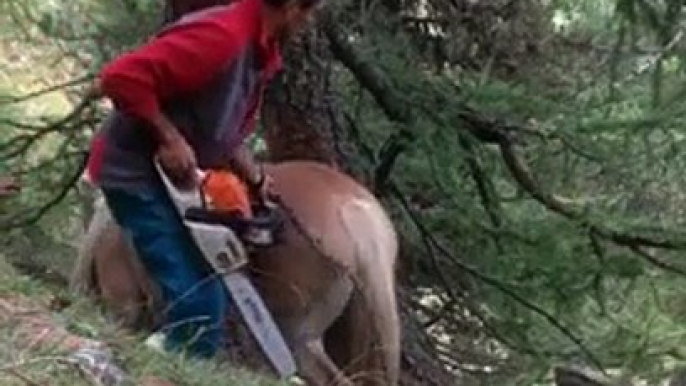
[261, 25, 354, 173]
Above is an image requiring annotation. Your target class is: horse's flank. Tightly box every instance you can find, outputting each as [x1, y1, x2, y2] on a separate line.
[71, 160, 401, 385]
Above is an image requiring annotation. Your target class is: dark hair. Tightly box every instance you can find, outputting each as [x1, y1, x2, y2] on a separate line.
[162, 0, 230, 24]
[263, 0, 322, 9]
[163, 0, 320, 26]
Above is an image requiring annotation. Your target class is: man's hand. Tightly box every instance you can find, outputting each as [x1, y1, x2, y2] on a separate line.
[150, 113, 197, 190]
[230, 144, 274, 203]
[157, 136, 198, 190]
[248, 169, 275, 203]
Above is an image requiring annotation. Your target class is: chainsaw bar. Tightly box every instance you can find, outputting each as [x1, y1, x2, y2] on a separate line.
[154, 162, 296, 378]
[222, 271, 297, 377]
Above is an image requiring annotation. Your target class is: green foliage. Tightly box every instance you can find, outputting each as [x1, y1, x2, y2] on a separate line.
[334, 0, 686, 383]
[4, 0, 686, 384]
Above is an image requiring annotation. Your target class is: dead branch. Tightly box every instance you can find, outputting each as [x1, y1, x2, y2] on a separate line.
[0, 95, 98, 161]
[0, 151, 88, 230]
[554, 365, 616, 386]
[0, 74, 94, 106]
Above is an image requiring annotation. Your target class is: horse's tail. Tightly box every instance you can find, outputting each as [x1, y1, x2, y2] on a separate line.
[69, 195, 109, 295]
[331, 199, 401, 385]
[69, 196, 160, 330]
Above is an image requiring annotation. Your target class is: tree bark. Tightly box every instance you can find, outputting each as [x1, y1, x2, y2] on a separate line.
[261, 25, 349, 169]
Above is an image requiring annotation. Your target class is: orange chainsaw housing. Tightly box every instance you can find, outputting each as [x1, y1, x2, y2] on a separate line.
[201, 169, 253, 218]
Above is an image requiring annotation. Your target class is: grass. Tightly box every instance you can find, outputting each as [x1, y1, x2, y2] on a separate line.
[0, 257, 286, 386]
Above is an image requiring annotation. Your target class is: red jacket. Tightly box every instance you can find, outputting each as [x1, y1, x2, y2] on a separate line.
[99, 0, 281, 129]
[87, 0, 282, 188]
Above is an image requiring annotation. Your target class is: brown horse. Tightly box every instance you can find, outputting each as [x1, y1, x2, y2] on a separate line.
[70, 160, 401, 386]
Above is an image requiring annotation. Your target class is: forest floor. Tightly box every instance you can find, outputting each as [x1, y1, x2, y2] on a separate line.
[0, 257, 283, 386]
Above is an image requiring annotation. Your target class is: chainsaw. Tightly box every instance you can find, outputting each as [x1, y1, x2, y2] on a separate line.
[153, 161, 296, 378]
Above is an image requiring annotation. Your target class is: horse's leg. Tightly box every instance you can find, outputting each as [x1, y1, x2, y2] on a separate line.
[82, 200, 160, 331]
[92, 224, 157, 330]
[322, 298, 358, 375]
[277, 276, 355, 386]
[322, 290, 392, 385]
[321, 199, 401, 386]
[293, 339, 353, 386]
[70, 196, 110, 295]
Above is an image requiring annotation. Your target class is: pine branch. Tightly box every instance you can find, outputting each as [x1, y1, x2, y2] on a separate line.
[0, 151, 88, 230]
[0, 74, 94, 106]
[386, 181, 605, 371]
[342, 106, 603, 368]
[0, 94, 98, 161]
[325, 18, 686, 370]
[325, 17, 686, 261]
[498, 140, 686, 252]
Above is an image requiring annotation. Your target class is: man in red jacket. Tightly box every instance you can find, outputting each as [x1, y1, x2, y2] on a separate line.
[85, 0, 320, 359]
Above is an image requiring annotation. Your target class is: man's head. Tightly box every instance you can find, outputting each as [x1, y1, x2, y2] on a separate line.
[261, 0, 322, 41]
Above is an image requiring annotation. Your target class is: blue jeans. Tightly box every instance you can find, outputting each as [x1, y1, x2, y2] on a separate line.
[101, 187, 230, 358]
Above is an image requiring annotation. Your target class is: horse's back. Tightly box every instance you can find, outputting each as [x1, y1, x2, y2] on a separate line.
[252, 161, 394, 302]
[265, 160, 396, 267]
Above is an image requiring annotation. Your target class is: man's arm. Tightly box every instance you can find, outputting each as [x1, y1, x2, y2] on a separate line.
[97, 10, 252, 141]
[87, 79, 188, 146]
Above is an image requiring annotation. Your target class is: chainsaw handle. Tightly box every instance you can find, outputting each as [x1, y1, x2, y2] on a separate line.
[153, 159, 206, 213]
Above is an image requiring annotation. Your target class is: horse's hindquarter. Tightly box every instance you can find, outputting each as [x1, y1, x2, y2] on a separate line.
[251, 161, 396, 317]
[259, 161, 401, 385]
